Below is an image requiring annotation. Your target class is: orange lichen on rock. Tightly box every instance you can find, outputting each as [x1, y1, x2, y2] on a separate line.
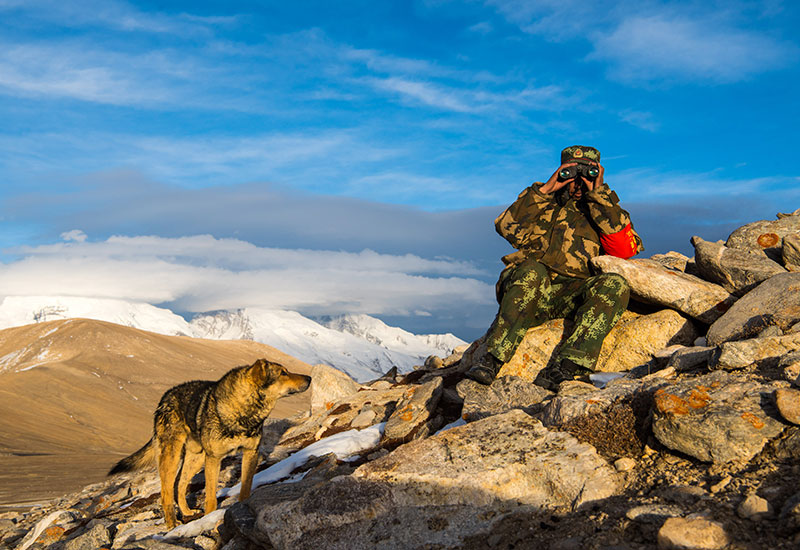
[741, 412, 765, 429]
[655, 389, 690, 415]
[38, 526, 66, 545]
[687, 389, 711, 409]
[757, 233, 780, 248]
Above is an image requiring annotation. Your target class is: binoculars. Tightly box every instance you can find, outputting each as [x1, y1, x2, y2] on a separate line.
[558, 163, 600, 182]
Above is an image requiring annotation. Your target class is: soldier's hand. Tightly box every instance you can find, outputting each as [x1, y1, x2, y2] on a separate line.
[587, 162, 604, 191]
[539, 163, 576, 194]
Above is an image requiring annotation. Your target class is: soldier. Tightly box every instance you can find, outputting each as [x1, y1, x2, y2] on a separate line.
[466, 145, 643, 390]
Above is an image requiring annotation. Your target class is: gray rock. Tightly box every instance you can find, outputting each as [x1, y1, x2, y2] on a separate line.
[737, 494, 773, 519]
[64, 522, 111, 550]
[424, 355, 444, 369]
[359, 410, 618, 510]
[692, 236, 786, 296]
[456, 376, 552, 421]
[775, 388, 800, 425]
[309, 364, 362, 415]
[780, 492, 800, 527]
[590, 256, 736, 324]
[657, 517, 729, 550]
[726, 213, 800, 261]
[255, 410, 618, 550]
[280, 386, 408, 450]
[666, 346, 715, 371]
[649, 251, 691, 272]
[783, 233, 800, 269]
[626, 504, 682, 524]
[651, 371, 786, 463]
[382, 377, 443, 445]
[781, 350, 800, 385]
[540, 378, 658, 427]
[712, 332, 800, 370]
[614, 457, 637, 472]
[707, 272, 800, 345]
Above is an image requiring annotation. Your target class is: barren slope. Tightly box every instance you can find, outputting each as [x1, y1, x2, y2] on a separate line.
[0, 318, 312, 507]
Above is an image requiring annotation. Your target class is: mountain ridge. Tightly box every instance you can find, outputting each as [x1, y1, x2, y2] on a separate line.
[0, 296, 466, 381]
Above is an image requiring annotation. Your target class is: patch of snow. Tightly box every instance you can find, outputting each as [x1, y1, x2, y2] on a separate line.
[162, 508, 226, 539]
[219, 422, 385, 499]
[16, 510, 72, 550]
[590, 372, 627, 388]
[434, 417, 467, 435]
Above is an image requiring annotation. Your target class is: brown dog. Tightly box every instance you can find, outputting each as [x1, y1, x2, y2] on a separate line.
[109, 359, 311, 529]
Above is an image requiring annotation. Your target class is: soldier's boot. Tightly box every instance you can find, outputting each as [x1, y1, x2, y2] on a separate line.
[533, 358, 591, 391]
[465, 354, 502, 385]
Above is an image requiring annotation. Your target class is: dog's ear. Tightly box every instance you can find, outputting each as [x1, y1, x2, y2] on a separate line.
[250, 358, 281, 385]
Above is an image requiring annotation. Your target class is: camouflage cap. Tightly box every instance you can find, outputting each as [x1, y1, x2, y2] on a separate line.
[561, 145, 600, 164]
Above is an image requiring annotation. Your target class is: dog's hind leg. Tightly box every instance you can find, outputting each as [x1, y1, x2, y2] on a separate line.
[157, 436, 185, 530]
[239, 448, 259, 501]
[176, 447, 204, 520]
[203, 454, 222, 514]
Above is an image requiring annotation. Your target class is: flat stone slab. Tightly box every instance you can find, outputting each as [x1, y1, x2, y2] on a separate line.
[707, 272, 800, 345]
[591, 256, 736, 324]
[712, 332, 800, 370]
[652, 372, 786, 463]
[255, 410, 618, 549]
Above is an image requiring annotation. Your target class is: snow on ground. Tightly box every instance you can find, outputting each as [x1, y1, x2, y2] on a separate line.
[219, 423, 386, 499]
[163, 509, 226, 539]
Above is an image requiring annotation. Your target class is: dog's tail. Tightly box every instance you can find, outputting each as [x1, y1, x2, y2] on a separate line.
[108, 437, 156, 475]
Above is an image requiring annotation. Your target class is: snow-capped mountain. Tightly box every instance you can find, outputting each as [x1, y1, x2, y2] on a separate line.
[0, 296, 194, 336]
[322, 314, 464, 359]
[0, 296, 466, 381]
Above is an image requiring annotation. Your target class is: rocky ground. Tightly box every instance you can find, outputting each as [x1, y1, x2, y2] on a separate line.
[3, 209, 800, 550]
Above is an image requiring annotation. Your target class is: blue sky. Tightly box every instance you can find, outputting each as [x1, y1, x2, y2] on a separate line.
[1, 0, 799, 339]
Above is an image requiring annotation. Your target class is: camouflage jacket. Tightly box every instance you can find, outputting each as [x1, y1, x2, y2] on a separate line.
[495, 183, 643, 278]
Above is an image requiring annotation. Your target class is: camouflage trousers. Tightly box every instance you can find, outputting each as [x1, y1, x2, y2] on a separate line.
[485, 258, 630, 370]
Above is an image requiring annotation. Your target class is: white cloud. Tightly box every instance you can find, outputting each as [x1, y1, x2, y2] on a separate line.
[60, 230, 87, 242]
[486, 0, 795, 84]
[0, 235, 494, 317]
[589, 15, 791, 83]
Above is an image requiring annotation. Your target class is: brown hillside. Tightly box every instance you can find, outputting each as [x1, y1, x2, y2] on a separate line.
[0, 318, 312, 507]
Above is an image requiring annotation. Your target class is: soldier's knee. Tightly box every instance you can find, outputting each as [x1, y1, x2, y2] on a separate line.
[591, 273, 630, 299]
[509, 259, 548, 289]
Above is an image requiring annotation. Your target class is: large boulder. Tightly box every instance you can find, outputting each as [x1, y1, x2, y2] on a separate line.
[255, 410, 618, 549]
[595, 309, 698, 372]
[309, 364, 362, 415]
[691, 236, 786, 296]
[499, 310, 697, 380]
[590, 256, 736, 324]
[726, 213, 800, 262]
[707, 272, 800, 345]
[712, 332, 800, 370]
[497, 318, 566, 380]
[651, 371, 786, 463]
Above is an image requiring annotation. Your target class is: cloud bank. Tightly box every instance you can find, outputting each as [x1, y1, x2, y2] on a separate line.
[0, 234, 495, 321]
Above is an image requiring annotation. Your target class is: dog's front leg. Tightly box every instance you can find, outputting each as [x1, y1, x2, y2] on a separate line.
[203, 455, 222, 514]
[239, 448, 259, 501]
